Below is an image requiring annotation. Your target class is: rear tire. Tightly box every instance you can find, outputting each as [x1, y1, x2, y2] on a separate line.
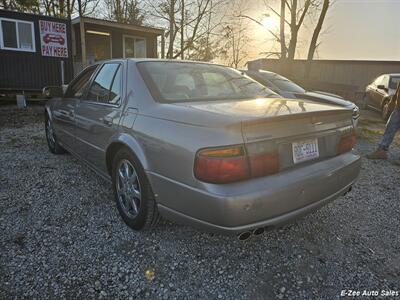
[45, 115, 65, 154]
[112, 148, 159, 231]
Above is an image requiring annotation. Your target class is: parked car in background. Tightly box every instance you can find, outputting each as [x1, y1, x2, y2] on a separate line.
[244, 70, 360, 127]
[44, 60, 360, 240]
[363, 73, 400, 120]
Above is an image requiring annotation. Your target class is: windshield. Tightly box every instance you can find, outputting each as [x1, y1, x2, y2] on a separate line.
[389, 77, 400, 89]
[137, 61, 277, 102]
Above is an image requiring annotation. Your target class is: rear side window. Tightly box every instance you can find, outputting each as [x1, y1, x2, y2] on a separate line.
[87, 63, 122, 104]
[65, 65, 97, 98]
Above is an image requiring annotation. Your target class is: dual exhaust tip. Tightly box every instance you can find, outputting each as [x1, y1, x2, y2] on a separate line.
[237, 227, 266, 241]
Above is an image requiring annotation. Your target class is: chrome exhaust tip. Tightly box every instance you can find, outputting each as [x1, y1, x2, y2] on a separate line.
[237, 231, 252, 241]
[343, 186, 353, 196]
[253, 227, 265, 236]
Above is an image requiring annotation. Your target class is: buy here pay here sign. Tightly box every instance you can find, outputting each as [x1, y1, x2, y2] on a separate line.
[39, 20, 68, 58]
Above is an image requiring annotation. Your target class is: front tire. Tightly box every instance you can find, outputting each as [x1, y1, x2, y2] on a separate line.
[112, 148, 159, 231]
[45, 115, 65, 154]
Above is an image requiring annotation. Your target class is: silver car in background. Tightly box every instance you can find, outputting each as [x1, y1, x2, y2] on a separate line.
[45, 59, 361, 239]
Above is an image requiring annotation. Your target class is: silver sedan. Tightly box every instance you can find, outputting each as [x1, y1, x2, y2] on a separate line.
[44, 59, 361, 239]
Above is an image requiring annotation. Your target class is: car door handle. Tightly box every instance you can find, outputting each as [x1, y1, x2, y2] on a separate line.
[101, 116, 113, 126]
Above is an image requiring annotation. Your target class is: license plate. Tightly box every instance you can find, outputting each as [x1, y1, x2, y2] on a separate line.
[292, 138, 319, 164]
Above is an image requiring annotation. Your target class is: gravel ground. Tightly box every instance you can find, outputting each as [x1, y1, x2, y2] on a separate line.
[0, 105, 399, 299]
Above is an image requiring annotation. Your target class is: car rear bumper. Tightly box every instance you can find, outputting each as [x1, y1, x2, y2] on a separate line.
[147, 152, 361, 235]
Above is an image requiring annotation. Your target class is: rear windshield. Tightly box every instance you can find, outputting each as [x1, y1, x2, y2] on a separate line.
[260, 74, 304, 94]
[137, 61, 277, 102]
[389, 77, 400, 89]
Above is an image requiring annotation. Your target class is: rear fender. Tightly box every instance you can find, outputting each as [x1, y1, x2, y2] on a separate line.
[108, 133, 149, 170]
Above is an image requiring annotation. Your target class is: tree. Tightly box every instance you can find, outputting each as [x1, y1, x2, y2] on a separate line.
[220, 0, 250, 68]
[147, 0, 224, 59]
[105, 0, 145, 25]
[307, 0, 329, 61]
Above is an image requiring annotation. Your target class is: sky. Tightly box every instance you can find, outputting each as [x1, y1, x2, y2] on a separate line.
[246, 0, 400, 62]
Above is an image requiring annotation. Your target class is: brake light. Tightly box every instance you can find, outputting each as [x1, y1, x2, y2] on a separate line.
[194, 146, 249, 183]
[337, 130, 356, 154]
[194, 145, 280, 183]
[249, 152, 279, 177]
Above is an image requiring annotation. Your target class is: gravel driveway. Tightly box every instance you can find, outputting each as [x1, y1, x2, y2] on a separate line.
[1, 105, 399, 299]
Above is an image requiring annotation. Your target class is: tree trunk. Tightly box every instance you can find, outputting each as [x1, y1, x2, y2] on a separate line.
[307, 0, 329, 60]
[168, 0, 175, 59]
[279, 0, 286, 60]
[180, 0, 184, 59]
[306, 0, 330, 77]
[287, 0, 297, 60]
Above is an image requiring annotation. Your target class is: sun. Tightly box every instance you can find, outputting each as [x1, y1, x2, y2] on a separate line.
[261, 16, 277, 30]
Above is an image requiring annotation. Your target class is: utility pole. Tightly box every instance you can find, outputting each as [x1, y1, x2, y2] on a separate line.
[78, 0, 87, 67]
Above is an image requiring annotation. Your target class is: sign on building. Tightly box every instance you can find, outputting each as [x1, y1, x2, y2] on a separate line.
[39, 20, 68, 57]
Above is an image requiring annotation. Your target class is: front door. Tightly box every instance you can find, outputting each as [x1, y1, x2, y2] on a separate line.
[74, 62, 124, 174]
[52, 65, 98, 150]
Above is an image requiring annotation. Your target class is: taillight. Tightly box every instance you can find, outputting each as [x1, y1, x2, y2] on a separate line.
[194, 146, 249, 183]
[337, 130, 356, 154]
[249, 152, 279, 177]
[194, 145, 280, 184]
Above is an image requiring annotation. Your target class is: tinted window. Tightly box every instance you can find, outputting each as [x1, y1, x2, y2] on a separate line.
[1, 20, 17, 48]
[270, 78, 305, 93]
[389, 77, 400, 89]
[137, 62, 276, 102]
[257, 73, 305, 93]
[87, 63, 121, 104]
[65, 65, 97, 98]
[109, 66, 122, 104]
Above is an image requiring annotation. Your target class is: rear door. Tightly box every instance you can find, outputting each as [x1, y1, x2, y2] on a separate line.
[52, 65, 98, 150]
[74, 62, 125, 173]
[370, 75, 384, 108]
[376, 75, 389, 106]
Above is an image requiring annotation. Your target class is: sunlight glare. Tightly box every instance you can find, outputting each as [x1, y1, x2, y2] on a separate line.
[261, 16, 276, 30]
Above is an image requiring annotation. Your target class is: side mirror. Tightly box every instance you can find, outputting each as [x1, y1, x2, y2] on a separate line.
[43, 86, 63, 98]
[377, 84, 387, 91]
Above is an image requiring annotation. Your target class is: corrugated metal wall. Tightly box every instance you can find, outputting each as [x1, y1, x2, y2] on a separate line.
[248, 58, 400, 92]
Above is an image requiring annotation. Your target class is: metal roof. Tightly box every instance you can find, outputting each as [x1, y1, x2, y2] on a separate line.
[71, 16, 164, 35]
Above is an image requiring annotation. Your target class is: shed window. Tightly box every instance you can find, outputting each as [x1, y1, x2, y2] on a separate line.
[0, 18, 35, 52]
[123, 35, 146, 58]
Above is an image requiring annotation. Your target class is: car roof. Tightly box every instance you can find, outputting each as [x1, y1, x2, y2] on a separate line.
[127, 58, 228, 68]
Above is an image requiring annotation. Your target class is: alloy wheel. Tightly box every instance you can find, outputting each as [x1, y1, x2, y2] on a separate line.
[46, 118, 56, 148]
[116, 159, 142, 219]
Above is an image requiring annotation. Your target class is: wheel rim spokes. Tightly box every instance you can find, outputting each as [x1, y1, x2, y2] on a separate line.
[116, 159, 141, 218]
[46, 119, 55, 147]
